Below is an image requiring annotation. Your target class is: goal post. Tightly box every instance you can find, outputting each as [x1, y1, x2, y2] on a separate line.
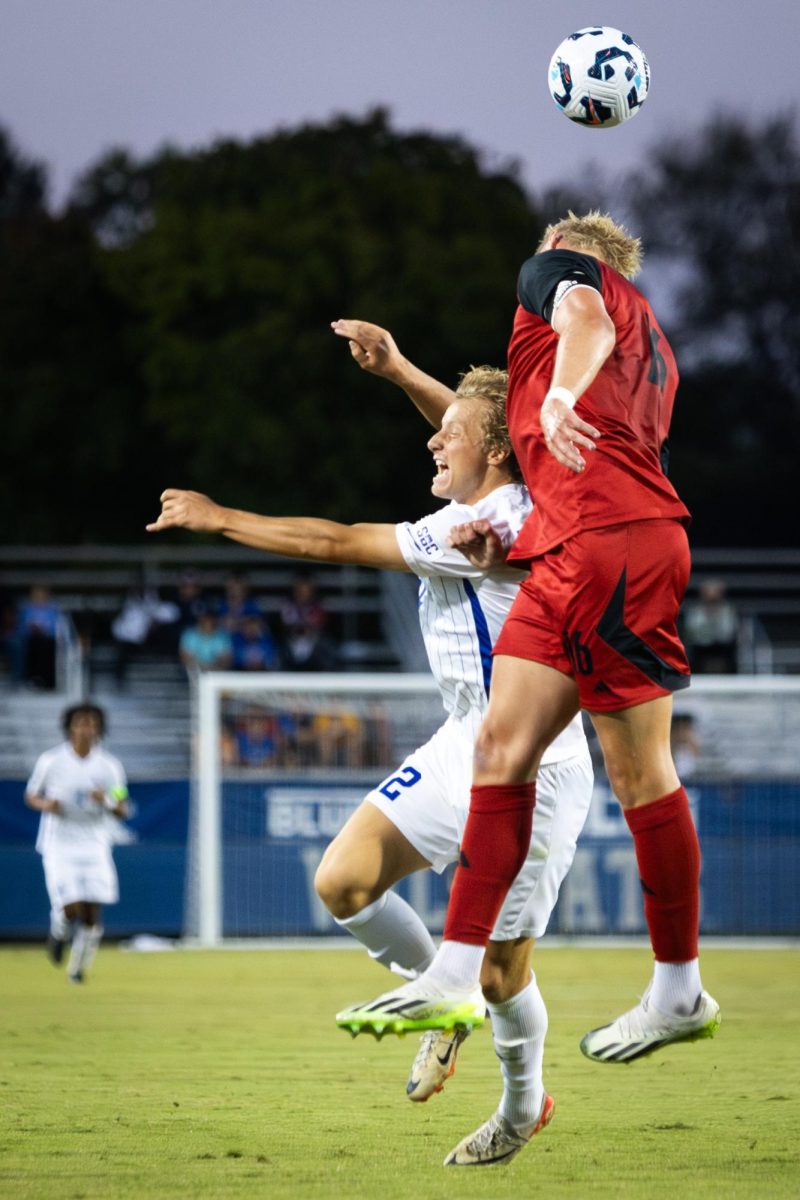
[188, 671, 443, 946]
[187, 673, 800, 946]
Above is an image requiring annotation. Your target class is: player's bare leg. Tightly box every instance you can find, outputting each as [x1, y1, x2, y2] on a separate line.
[335, 659, 578, 1035]
[444, 936, 555, 1165]
[46, 903, 72, 966]
[316, 802, 437, 976]
[430, 658, 578, 988]
[67, 901, 103, 984]
[322, 802, 483, 1083]
[581, 697, 720, 1061]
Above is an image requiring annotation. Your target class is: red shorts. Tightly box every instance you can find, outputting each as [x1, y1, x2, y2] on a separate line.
[494, 519, 691, 712]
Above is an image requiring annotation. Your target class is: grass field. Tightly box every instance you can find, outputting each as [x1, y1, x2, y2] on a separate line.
[1, 945, 798, 1199]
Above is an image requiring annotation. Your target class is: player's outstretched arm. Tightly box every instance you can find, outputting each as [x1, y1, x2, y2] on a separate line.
[331, 318, 456, 429]
[146, 489, 407, 571]
[448, 519, 509, 572]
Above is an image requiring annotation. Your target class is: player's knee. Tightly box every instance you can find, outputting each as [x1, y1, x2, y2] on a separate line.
[480, 959, 521, 1005]
[603, 754, 676, 808]
[313, 858, 343, 912]
[314, 860, 370, 920]
[473, 724, 534, 784]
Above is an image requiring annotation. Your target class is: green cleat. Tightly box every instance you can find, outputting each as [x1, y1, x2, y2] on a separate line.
[336, 978, 486, 1038]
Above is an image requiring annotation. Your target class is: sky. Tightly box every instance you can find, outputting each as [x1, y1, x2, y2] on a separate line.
[2, 0, 799, 209]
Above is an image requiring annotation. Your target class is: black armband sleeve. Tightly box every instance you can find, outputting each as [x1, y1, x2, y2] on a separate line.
[517, 250, 603, 324]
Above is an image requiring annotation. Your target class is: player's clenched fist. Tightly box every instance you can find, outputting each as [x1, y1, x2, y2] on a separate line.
[448, 519, 508, 571]
[146, 489, 227, 534]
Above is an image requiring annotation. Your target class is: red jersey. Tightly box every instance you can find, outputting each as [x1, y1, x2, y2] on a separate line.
[506, 250, 690, 566]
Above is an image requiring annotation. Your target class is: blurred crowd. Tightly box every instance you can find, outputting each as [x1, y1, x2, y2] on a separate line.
[114, 569, 339, 683]
[220, 702, 390, 771]
[3, 571, 743, 693]
[0, 569, 340, 693]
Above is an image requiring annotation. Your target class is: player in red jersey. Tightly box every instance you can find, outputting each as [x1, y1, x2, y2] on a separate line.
[340, 212, 720, 1163]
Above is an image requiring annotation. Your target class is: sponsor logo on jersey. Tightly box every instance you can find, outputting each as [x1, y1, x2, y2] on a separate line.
[414, 525, 445, 560]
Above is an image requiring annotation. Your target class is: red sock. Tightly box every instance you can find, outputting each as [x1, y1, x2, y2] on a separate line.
[443, 782, 536, 946]
[624, 787, 700, 962]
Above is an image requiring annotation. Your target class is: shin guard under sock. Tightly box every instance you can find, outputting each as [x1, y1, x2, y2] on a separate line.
[443, 782, 535, 946]
[624, 787, 700, 962]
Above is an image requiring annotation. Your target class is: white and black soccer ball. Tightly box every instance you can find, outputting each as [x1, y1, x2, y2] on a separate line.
[548, 27, 650, 128]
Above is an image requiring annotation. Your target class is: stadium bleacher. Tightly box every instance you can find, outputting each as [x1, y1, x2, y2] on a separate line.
[1, 543, 799, 778]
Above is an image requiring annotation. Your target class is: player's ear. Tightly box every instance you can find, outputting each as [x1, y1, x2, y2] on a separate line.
[488, 446, 511, 468]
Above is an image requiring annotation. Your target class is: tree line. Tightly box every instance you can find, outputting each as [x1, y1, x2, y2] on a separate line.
[0, 108, 797, 546]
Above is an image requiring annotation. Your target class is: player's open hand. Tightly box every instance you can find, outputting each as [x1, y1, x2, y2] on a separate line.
[330, 319, 405, 382]
[146, 489, 226, 534]
[449, 519, 508, 571]
[539, 396, 601, 473]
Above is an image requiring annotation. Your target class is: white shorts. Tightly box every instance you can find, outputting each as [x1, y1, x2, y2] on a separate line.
[366, 717, 593, 941]
[42, 848, 119, 909]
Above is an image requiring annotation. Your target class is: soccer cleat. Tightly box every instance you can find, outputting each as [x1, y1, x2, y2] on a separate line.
[580, 987, 721, 1064]
[444, 1094, 555, 1166]
[406, 1028, 470, 1102]
[46, 933, 66, 966]
[68, 970, 85, 985]
[336, 977, 486, 1038]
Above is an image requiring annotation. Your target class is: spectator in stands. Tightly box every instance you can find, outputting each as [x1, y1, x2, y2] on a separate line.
[682, 579, 739, 674]
[671, 713, 701, 779]
[223, 708, 296, 767]
[111, 585, 180, 689]
[231, 614, 280, 672]
[178, 606, 232, 675]
[217, 572, 263, 635]
[314, 709, 367, 768]
[174, 570, 208, 635]
[15, 585, 64, 690]
[280, 572, 337, 671]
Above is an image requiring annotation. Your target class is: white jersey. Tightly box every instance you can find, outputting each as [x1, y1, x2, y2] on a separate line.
[395, 482, 586, 765]
[27, 742, 128, 857]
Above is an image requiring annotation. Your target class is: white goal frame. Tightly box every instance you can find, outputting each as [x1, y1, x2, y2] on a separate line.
[193, 670, 439, 946]
[191, 672, 800, 947]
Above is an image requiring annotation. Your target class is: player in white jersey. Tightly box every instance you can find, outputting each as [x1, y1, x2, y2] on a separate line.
[146, 321, 593, 1165]
[25, 703, 130, 984]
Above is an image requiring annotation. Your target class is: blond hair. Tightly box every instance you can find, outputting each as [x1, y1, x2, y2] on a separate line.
[538, 209, 642, 279]
[455, 366, 522, 482]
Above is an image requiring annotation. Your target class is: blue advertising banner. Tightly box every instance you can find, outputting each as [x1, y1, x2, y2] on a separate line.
[1, 777, 798, 937]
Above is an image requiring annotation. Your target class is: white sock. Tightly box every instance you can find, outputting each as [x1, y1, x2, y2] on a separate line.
[489, 975, 547, 1134]
[50, 907, 70, 941]
[650, 959, 703, 1016]
[67, 923, 88, 976]
[67, 924, 103, 977]
[335, 892, 436, 976]
[425, 939, 485, 990]
[79, 925, 102, 974]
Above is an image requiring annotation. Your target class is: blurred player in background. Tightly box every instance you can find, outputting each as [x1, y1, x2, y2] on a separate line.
[147, 320, 594, 1166]
[25, 703, 130, 984]
[344, 212, 720, 1089]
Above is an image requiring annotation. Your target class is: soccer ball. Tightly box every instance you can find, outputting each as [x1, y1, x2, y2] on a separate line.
[548, 27, 650, 128]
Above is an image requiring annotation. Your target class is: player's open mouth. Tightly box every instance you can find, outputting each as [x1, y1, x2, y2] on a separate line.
[434, 458, 449, 477]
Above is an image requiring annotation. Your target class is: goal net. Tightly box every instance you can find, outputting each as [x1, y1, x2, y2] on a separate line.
[186, 673, 800, 945]
[186, 672, 445, 944]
